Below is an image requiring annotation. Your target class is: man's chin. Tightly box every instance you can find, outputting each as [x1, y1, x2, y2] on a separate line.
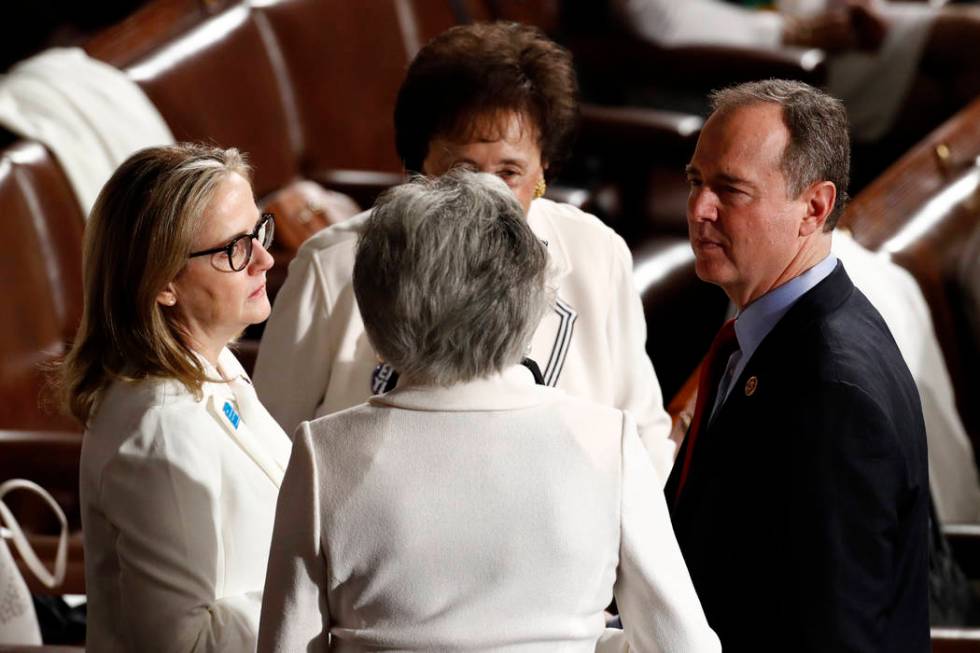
[693, 258, 733, 287]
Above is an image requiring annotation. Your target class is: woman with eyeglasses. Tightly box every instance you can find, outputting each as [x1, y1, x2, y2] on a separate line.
[55, 143, 290, 652]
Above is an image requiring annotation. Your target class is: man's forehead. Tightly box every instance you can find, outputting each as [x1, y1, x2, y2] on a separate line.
[692, 104, 788, 176]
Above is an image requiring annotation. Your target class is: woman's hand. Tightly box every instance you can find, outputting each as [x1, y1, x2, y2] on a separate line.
[669, 389, 697, 457]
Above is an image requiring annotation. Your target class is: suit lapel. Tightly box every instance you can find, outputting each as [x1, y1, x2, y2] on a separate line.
[202, 349, 289, 489]
[526, 200, 577, 388]
[711, 263, 856, 429]
[529, 297, 578, 387]
[670, 264, 856, 513]
[206, 393, 286, 488]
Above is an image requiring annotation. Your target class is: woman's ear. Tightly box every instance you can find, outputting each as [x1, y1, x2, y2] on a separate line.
[157, 283, 178, 307]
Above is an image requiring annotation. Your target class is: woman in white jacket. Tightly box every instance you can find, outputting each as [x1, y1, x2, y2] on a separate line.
[55, 144, 291, 652]
[257, 171, 719, 652]
[253, 22, 677, 478]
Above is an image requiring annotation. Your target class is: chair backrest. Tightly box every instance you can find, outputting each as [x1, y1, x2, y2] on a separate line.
[254, 0, 415, 175]
[633, 237, 729, 403]
[0, 141, 84, 432]
[842, 96, 980, 449]
[87, 0, 301, 199]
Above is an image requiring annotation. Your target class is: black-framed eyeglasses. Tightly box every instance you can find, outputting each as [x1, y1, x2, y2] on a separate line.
[188, 213, 275, 272]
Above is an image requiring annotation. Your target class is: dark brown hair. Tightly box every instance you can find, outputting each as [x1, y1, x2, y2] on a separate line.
[394, 21, 579, 176]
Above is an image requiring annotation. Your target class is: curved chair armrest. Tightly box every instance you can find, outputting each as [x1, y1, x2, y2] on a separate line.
[0, 430, 82, 536]
[567, 34, 826, 91]
[944, 523, 980, 579]
[309, 169, 407, 211]
[658, 44, 826, 88]
[930, 628, 980, 653]
[0, 431, 81, 490]
[579, 103, 703, 156]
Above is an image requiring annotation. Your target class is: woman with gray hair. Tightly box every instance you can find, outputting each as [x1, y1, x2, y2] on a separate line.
[257, 171, 719, 652]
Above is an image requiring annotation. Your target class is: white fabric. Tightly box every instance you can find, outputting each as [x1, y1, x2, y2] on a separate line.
[254, 198, 675, 477]
[0, 479, 67, 591]
[0, 534, 40, 645]
[0, 47, 174, 216]
[833, 231, 980, 523]
[257, 368, 720, 652]
[81, 348, 292, 653]
[614, 0, 936, 141]
[0, 479, 68, 645]
[614, 0, 784, 48]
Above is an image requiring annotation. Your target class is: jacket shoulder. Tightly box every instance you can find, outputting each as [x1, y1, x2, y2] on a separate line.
[294, 210, 368, 261]
[531, 198, 620, 240]
[86, 378, 212, 458]
[529, 199, 631, 273]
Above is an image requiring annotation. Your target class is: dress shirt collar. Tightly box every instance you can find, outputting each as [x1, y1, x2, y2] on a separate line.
[733, 253, 839, 373]
[370, 364, 560, 412]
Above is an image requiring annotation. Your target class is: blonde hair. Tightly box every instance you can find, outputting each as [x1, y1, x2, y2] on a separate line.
[55, 143, 250, 425]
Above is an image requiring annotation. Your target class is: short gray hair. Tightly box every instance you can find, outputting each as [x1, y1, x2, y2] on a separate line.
[710, 79, 850, 230]
[353, 170, 550, 386]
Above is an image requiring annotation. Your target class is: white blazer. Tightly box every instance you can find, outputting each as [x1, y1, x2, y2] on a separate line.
[258, 366, 719, 652]
[253, 199, 675, 477]
[81, 348, 292, 653]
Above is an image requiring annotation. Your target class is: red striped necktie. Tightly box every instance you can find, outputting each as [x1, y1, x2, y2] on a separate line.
[674, 318, 739, 503]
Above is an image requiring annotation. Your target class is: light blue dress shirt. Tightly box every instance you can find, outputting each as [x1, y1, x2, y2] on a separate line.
[711, 254, 839, 420]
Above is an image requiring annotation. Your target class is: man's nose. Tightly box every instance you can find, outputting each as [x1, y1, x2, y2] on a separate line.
[688, 187, 718, 223]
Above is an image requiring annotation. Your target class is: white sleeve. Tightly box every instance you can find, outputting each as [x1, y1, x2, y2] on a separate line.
[833, 235, 980, 523]
[884, 265, 980, 523]
[613, 0, 784, 48]
[258, 424, 330, 653]
[254, 250, 334, 436]
[606, 231, 675, 479]
[100, 412, 261, 653]
[601, 414, 720, 653]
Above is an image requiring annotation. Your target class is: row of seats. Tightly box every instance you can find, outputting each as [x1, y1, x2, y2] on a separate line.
[1, 0, 979, 649]
[0, 0, 729, 437]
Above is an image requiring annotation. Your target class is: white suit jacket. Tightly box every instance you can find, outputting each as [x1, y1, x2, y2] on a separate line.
[254, 198, 675, 477]
[81, 348, 292, 653]
[258, 367, 719, 652]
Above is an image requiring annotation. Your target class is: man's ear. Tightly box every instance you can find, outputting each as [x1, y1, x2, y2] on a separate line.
[800, 181, 836, 236]
[157, 282, 178, 307]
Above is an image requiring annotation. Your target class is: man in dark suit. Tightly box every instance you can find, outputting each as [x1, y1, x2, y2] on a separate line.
[666, 79, 930, 651]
